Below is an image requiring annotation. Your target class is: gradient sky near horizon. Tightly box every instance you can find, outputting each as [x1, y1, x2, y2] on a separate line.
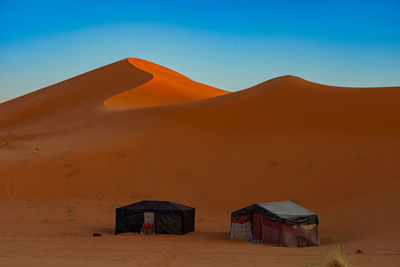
[1, 0, 400, 103]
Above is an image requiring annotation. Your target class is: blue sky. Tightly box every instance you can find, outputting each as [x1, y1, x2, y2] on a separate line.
[1, 0, 399, 103]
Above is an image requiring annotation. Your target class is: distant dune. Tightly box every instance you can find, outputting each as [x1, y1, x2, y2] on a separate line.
[0, 58, 399, 246]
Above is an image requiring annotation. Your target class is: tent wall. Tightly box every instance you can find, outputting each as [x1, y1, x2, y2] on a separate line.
[280, 223, 319, 247]
[231, 215, 250, 224]
[115, 210, 144, 234]
[230, 215, 251, 239]
[182, 209, 195, 234]
[261, 217, 282, 245]
[252, 213, 262, 240]
[258, 217, 319, 247]
[155, 213, 183, 234]
[230, 221, 252, 239]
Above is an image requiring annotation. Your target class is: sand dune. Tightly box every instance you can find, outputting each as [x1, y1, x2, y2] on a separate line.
[104, 58, 227, 109]
[0, 58, 226, 130]
[1, 58, 399, 266]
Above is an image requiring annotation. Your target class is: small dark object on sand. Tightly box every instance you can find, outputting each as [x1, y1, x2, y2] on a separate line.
[93, 233, 102, 237]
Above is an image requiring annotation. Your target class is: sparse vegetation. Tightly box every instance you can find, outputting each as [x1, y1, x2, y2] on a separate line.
[302, 241, 352, 267]
[306, 162, 315, 168]
[177, 169, 189, 176]
[31, 145, 40, 154]
[301, 263, 319, 267]
[117, 152, 127, 157]
[42, 218, 49, 223]
[66, 208, 72, 213]
[66, 168, 80, 177]
[0, 141, 10, 148]
[271, 159, 281, 165]
[64, 163, 73, 168]
[324, 244, 351, 267]
[63, 149, 73, 156]
[67, 218, 75, 222]
[355, 247, 364, 254]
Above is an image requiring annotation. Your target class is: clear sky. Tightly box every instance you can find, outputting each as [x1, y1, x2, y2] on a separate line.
[1, 0, 399, 103]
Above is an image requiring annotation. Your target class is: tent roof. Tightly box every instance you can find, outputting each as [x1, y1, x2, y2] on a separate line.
[256, 200, 316, 219]
[117, 200, 194, 212]
[231, 200, 318, 225]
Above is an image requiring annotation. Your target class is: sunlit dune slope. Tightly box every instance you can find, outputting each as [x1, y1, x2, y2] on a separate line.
[104, 58, 228, 109]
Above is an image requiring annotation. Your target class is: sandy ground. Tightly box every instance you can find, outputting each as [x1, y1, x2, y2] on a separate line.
[1, 199, 399, 267]
[1, 58, 400, 266]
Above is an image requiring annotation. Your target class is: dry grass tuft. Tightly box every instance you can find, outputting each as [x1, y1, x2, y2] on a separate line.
[177, 169, 189, 176]
[66, 168, 80, 177]
[0, 141, 10, 148]
[117, 152, 127, 157]
[306, 162, 315, 168]
[271, 159, 282, 165]
[302, 242, 352, 267]
[355, 247, 364, 254]
[31, 145, 40, 154]
[64, 163, 73, 168]
[324, 244, 351, 267]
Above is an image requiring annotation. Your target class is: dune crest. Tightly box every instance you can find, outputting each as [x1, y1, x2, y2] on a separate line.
[103, 58, 228, 109]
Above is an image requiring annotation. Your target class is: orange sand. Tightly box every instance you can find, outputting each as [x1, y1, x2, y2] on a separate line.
[0, 58, 399, 266]
[104, 58, 227, 109]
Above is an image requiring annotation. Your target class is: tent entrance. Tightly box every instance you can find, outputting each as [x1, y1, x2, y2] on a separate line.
[141, 212, 155, 235]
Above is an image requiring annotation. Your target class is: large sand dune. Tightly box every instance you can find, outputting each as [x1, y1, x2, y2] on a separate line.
[105, 58, 227, 109]
[0, 58, 399, 266]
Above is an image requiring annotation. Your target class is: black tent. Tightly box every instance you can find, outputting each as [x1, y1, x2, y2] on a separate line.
[115, 200, 195, 235]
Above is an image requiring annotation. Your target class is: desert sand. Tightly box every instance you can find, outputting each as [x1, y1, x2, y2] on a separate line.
[0, 58, 399, 266]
